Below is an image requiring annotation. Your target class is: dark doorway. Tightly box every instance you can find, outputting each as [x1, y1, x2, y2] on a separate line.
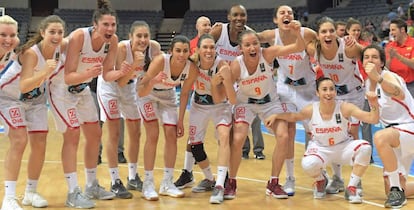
[162, 0, 189, 18]
[31, 0, 57, 16]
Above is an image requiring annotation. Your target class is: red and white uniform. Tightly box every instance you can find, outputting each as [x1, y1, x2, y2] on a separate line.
[305, 101, 370, 165]
[97, 40, 150, 122]
[0, 51, 14, 74]
[275, 27, 317, 112]
[138, 54, 190, 124]
[189, 57, 232, 144]
[48, 27, 107, 132]
[216, 23, 241, 63]
[367, 70, 414, 161]
[316, 38, 365, 109]
[233, 49, 284, 125]
[0, 45, 59, 134]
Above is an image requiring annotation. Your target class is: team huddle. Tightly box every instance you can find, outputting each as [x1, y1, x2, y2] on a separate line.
[0, 0, 414, 209]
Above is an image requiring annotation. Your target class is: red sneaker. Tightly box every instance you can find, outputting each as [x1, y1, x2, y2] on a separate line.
[266, 178, 288, 199]
[223, 178, 237, 200]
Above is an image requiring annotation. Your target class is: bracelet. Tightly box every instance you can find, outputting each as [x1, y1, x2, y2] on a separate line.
[377, 76, 384, 84]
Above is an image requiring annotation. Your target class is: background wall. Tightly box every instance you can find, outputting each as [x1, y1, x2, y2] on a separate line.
[58, 0, 162, 10]
[0, 0, 29, 8]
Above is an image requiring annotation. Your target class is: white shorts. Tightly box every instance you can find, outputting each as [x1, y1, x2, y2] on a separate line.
[188, 101, 232, 144]
[97, 77, 140, 121]
[0, 92, 48, 135]
[278, 82, 317, 112]
[137, 89, 177, 125]
[233, 99, 285, 127]
[392, 123, 414, 163]
[304, 139, 370, 166]
[48, 82, 99, 133]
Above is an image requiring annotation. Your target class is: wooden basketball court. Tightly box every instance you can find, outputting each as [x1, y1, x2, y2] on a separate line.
[0, 112, 412, 209]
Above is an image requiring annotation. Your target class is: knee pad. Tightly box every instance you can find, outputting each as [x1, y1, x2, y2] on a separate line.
[301, 155, 323, 178]
[354, 144, 372, 166]
[191, 143, 207, 163]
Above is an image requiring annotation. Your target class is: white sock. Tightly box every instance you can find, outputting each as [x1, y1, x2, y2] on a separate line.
[85, 168, 97, 187]
[65, 172, 78, 193]
[202, 166, 214, 181]
[216, 166, 227, 187]
[25, 179, 38, 192]
[331, 164, 342, 178]
[4, 181, 16, 197]
[285, 158, 295, 178]
[163, 168, 174, 180]
[109, 167, 120, 185]
[184, 151, 194, 172]
[128, 163, 137, 180]
[144, 170, 154, 182]
[348, 173, 361, 187]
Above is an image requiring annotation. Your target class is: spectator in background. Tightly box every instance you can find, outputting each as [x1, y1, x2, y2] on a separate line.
[398, 3, 406, 18]
[189, 16, 211, 55]
[381, 16, 391, 38]
[407, 19, 414, 37]
[388, 8, 398, 21]
[386, 18, 414, 96]
[408, 3, 414, 21]
[335, 20, 347, 38]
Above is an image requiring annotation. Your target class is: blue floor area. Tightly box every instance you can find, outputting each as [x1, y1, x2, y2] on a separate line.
[261, 122, 414, 176]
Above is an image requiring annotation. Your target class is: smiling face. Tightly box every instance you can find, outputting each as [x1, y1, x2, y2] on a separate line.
[198, 37, 216, 64]
[347, 23, 362, 40]
[316, 78, 336, 102]
[239, 31, 260, 59]
[228, 5, 247, 32]
[171, 42, 190, 64]
[94, 14, 117, 41]
[0, 23, 18, 54]
[41, 22, 64, 48]
[317, 21, 337, 50]
[130, 25, 150, 52]
[274, 5, 294, 31]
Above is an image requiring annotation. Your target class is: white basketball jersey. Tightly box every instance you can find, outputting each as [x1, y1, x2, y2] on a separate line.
[216, 23, 241, 62]
[274, 27, 315, 85]
[316, 38, 362, 88]
[309, 101, 352, 147]
[152, 54, 191, 90]
[236, 49, 278, 103]
[367, 70, 414, 126]
[72, 27, 109, 83]
[195, 57, 223, 95]
[0, 44, 60, 99]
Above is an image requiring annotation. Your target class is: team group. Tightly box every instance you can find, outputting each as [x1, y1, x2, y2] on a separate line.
[0, 0, 413, 209]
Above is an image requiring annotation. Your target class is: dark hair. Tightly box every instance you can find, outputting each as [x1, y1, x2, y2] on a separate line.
[197, 33, 214, 48]
[361, 44, 386, 68]
[390, 18, 407, 32]
[169, 35, 190, 51]
[335, 20, 346, 28]
[314, 16, 336, 63]
[237, 29, 258, 45]
[345, 17, 362, 32]
[273, 5, 292, 18]
[316, 77, 334, 90]
[18, 15, 65, 54]
[228, 4, 246, 15]
[129, 20, 150, 35]
[92, 0, 117, 25]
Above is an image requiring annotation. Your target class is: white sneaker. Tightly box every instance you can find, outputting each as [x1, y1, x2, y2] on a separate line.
[141, 180, 159, 201]
[159, 178, 185, 198]
[22, 191, 48, 207]
[1, 197, 23, 210]
[283, 176, 295, 196]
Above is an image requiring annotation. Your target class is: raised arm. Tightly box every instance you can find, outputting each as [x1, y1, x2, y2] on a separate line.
[341, 91, 379, 124]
